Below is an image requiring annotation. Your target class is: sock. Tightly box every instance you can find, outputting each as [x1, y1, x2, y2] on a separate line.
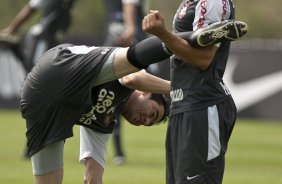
[127, 31, 193, 69]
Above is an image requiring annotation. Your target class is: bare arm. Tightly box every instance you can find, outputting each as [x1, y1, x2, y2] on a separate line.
[142, 10, 217, 70]
[117, 3, 137, 46]
[121, 70, 170, 95]
[0, 4, 36, 36]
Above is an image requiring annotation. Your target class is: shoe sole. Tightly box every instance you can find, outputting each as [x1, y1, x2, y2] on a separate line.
[196, 20, 248, 47]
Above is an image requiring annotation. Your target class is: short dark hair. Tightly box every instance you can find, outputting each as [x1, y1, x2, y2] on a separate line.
[149, 93, 171, 124]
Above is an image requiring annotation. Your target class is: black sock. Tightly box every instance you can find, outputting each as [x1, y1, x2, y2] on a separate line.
[127, 31, 193, 69]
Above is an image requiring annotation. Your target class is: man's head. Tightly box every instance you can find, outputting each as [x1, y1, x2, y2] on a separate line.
[122, 91, 170, 126]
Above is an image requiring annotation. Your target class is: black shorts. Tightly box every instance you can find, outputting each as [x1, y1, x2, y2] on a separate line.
[166, 97, 237, 184]
[20, 44, 116, 156]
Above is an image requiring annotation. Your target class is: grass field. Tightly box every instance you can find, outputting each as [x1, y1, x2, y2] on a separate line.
[0, 109, 282, 184]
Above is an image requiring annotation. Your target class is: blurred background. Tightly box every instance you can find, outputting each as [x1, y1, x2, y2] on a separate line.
[0, 0, 281, 184]
[1, 0, 282, 40]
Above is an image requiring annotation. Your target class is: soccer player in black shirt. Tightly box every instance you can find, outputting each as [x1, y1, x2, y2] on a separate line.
[20, 43, 170, 184]
[142, 1, 248, 183]
[20, 18, 247, 183]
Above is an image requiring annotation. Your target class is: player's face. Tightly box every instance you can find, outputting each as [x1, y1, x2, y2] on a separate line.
[123, 93, 165, 126]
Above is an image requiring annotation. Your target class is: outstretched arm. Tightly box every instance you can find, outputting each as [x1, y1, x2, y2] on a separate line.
[121, 70, 170, 95]
[0, 4, 36, 36]
[117, 1, 137, 46]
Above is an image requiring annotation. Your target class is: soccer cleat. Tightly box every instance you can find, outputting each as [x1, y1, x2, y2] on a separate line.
[188, 20, 248, 48]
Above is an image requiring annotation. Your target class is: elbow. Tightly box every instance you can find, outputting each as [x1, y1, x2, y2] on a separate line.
[198, 47, 216, 70]
[198, 59, 211, 70]
[179, 45, 216, 70]
[189, 57, 212, 70]
[121, 74, 141, 88]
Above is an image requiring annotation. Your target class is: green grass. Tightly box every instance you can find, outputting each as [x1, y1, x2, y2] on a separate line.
[0, 109, 282, 184]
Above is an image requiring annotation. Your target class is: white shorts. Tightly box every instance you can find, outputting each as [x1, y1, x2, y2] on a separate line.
[79, 126, 111, 168]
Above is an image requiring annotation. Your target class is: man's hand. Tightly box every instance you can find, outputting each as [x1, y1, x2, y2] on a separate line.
[142, 10, 167, 37]
[0, 28, 14, 38]
[0, 28, 19, 48]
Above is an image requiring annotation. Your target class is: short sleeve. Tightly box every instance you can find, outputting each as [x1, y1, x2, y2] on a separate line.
[193, 0, 231, 31]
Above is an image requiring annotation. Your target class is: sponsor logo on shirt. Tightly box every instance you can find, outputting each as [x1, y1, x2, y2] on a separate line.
[170, 88, 184, 102]
[79, 88, 116, 125]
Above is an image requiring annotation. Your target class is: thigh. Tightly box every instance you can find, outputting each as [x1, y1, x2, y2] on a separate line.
[112, 47, 139, 79]
[31, 141, 64, 176]
[93, 48, 118, 86]
[205, 99, 237, 184]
